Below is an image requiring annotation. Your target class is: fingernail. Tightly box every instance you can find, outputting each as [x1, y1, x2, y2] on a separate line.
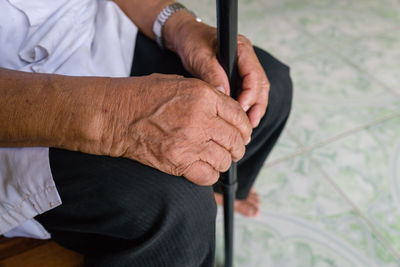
[242, 105, 250, 112]
[216, 86, 225, 94]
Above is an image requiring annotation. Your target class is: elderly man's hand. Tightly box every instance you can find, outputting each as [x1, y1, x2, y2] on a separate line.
[100, 74, 252, 185]
[164, 14, 270, 128]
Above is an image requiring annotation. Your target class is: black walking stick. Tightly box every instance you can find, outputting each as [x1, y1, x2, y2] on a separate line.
[217, 0, 238, 266]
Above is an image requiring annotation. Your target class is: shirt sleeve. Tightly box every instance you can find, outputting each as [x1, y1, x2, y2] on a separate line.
[0, 147, 61, 235]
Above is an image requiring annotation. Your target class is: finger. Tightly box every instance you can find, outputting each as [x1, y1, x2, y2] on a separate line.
[216, 94, 252, 143]
[198, 57, 230, 95]
[199, 141, 232, 172]
[182, 160, 220, 186]
[237, 80, 259, 113]
[238, 72, 269, 114]
[205, 118, 246, 161]
[247, 103, 267, 128]
[237, 37, 270, 111]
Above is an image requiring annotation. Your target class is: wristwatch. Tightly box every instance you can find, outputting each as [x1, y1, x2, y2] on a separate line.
[153, 3, 201, 49]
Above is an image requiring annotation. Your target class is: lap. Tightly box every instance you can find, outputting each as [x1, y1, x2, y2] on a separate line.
[36, 148, 216, 266]
[39, 148, 215, 230]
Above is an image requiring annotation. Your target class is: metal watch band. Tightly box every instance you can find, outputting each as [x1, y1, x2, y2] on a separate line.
[152, 3, 201, 49]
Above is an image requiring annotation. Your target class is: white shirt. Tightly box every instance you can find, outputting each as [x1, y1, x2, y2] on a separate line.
[0, 0, 138, 238]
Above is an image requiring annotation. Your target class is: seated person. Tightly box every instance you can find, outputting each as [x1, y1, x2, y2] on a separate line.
[0, 0, 292, 265]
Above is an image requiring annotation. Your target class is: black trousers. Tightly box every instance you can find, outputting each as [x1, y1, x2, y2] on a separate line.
[36, 32, 293, 267]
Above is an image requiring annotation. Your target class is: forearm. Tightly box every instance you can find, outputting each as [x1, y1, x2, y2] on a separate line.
[0, 68, 107, 150]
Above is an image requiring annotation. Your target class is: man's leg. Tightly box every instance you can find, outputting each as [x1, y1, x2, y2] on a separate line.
[36, 149, 216, 266]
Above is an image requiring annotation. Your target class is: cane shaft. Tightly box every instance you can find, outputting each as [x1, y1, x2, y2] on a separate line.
[217, 0, 238, 267]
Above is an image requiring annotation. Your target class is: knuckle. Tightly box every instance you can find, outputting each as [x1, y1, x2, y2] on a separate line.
[231, 128, 242, 144]
[230, 129, 243, 154]
[245, 126, 253, 141]
[260, 92, 269, 104]
[220, 152, 232, 172]
[262, 79, 270, 91]
[163, 140, 179, 160]
[198, 84, 211, 97]
[163, 142, 192, 174]
[207, 170, 220, 185]
[191, 80, 213, 98]
[181, 160, 219, 186]
[233, 147, 246, 162]
[172, 74, 185, 80]
[263, 80, 270, 90]
[238, 143, 246, 160]
[251, 77, 269, 105]
[197, 165, 219, 186]
[238, 34, 251, 45]
[231, 107, 244, 125]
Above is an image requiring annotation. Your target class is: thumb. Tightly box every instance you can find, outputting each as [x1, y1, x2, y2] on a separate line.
[199, 58, 230, 95]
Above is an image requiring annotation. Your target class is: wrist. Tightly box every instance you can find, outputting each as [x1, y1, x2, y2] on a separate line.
[48, 75, 110, 153]
[162, 7, 201, 52]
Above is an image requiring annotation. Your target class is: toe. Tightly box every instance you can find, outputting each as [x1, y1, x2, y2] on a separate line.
[234, 201, 259, 217]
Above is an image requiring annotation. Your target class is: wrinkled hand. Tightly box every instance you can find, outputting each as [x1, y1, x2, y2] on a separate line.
[167, 19, 270, 128]
[100, 74, 252, 185]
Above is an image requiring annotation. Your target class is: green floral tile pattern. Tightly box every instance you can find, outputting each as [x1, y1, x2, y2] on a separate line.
[312, 117, 400, 255]
[248, 18, 321, 63]
[286, 50, 400, 146]
[263, 130, 301, 166]
[215, 155, 399, 266]
[337, 32, 400, 92]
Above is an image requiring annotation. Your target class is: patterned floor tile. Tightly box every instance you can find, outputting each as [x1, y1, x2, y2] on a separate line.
[286, 50, 400, 146]
[263, 130, 301, 166]
[311, 116, 400, 255]
[248, 18, 321, 64]
[214, 155, 400, 266]
[337, 31, 400, 93]
[284, 4, 399, 47]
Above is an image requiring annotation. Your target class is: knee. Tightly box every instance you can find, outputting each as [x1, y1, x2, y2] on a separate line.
[254, 46, 293, 124]
[159, 175, 217, 233]
[166, 178, 217, 253]
[108, 171, 217, 265]
[107, 167, 217, 242]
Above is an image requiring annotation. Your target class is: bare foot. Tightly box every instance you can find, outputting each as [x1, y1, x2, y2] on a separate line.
[214, 188, 260, 217]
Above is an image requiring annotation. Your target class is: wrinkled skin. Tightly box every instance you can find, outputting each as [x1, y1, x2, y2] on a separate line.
[100, 74, 252, 186]
[169, 21, 271, 128]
